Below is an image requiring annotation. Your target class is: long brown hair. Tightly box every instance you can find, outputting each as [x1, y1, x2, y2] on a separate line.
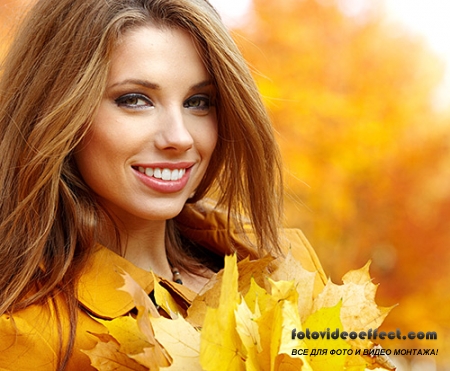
[0, 0, 283, 368]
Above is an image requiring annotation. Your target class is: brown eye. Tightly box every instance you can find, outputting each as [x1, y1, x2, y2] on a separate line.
[115, 93, 152, 108]
[184, 95, 211, 111]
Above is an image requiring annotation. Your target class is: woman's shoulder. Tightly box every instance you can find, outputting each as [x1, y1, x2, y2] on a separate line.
[0, 246, 158, 370]
[0, 246, 197, 371]
[177, 200, 327, 293]
[0, 304, 57, 370]
[0, 295, 105, 371]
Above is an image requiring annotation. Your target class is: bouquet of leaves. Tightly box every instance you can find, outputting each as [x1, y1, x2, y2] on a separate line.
[83, 252, 396, 370]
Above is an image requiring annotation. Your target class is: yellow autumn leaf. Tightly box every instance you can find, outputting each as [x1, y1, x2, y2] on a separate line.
[243, 277, 271, 315]
[235, 298, 262, 352]
[236, 254, 275, 293]
[200, 254, 246, 371]
[252, 278, 309, 371]
[110, 271, 201, 370]
[253, 292, 280, 370]
[128, 342, 172, 370]
[151, 315, 202, 370]
[234, 297, 262, 371]
[89, 310, 172, 370]
[271, 251, 317, 322]
[185, 272, 221, 328]
[269, 280, 311, 371]
[274, 353, 305, 371]
[119, 275, 173, 369]
[119, 270, 159, 318]
[268, 278, 298, 304]
[312, 262, 394, 350]
[95, 316, 154, 356]
[187, 254, 273, 328]
[276, 299, 309, 369]
[82, 333, 148, 371]
[152, 272, 183, 318]
[83, 314, 172, 370]
[303, 302, 350, 371]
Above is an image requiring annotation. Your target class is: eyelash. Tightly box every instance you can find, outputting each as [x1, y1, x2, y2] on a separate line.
[115, 93, 151, 109]
[114, 93, 213, 113]
[183, 95, 212, 112]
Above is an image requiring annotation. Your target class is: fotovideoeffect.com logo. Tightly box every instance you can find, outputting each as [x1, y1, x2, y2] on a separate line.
[290, 328, 439, 358]
[291, 328, 438, 341]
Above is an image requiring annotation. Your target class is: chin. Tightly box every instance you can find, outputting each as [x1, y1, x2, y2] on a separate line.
[139, 200, 188, 221]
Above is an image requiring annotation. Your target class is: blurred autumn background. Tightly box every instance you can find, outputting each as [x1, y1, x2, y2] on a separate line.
[231, 1, 450, 370]
[1, 0, 449, 369]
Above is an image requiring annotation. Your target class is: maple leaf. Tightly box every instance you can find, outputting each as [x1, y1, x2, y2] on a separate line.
[243, 274, 310, 370]
[253, 283, 307, 371]
[187, 254, 273, 328]
[200, 255, 310, 371]
[235, 297, 262, 352]
[273, 353, 305, 371]
[97, 315, 172, 370]
[95, 316, 159, 358]
[82, 271, 183, 370]
[82, 333, 148, 371]
[234, 298, 262, 371]
[200, 254, 246, 371]
[152, 272, 183, 318]
[303, 302, 351, 371]
[118, 272, 173, 369]
[119, 272, 204, 370]
[119, 270, 159, 318]
[271, 251, 317, 322]
[312, 261, 395, 350]
[243, 277, 271, 315]
[150, 315, 201, 370]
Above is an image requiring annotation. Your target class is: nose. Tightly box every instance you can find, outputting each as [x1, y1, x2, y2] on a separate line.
[154, 107, 194, 152]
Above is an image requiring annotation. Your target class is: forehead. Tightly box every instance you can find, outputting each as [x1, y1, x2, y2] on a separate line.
[107, 25, 209, 85]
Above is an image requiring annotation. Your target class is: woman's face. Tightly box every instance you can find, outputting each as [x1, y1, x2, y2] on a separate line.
[74, 25, 218, 226]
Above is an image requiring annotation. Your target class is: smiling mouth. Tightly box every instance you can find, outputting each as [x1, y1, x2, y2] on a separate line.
[135, 166, 186, 181]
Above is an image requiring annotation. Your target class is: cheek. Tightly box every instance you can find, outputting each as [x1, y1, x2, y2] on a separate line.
[197, 121, 218, 160]
[73, 127, 117, 185]
[73, 135, 102, 188]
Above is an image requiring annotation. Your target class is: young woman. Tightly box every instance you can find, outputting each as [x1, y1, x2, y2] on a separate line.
[0, 0, 326, 369]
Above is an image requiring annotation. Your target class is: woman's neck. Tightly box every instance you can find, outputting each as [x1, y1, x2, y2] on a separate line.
[101, 218, 173, 280]
[125, 226, 172, 276]
[98, 216, 213, 293]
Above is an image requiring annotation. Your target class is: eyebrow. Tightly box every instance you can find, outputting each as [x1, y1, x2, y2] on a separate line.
[108, 79, 213, 91]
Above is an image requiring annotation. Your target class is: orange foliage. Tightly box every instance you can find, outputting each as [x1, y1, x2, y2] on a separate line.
[234, 0, 450, 367]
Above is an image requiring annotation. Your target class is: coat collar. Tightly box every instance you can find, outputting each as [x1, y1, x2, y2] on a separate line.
[77, 245, 196, 319]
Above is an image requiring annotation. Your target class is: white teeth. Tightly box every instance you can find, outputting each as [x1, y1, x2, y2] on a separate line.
[162, 169, 171, 180]
[171, 169, 179, 181]
[137, 166, 185, 181]
[153, 168, 162, 178]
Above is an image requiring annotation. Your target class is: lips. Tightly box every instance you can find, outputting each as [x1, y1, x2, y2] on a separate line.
[132, 163, 193, 194]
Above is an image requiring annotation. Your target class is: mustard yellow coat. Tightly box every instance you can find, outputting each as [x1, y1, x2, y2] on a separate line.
[0, 203, 326, 370]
